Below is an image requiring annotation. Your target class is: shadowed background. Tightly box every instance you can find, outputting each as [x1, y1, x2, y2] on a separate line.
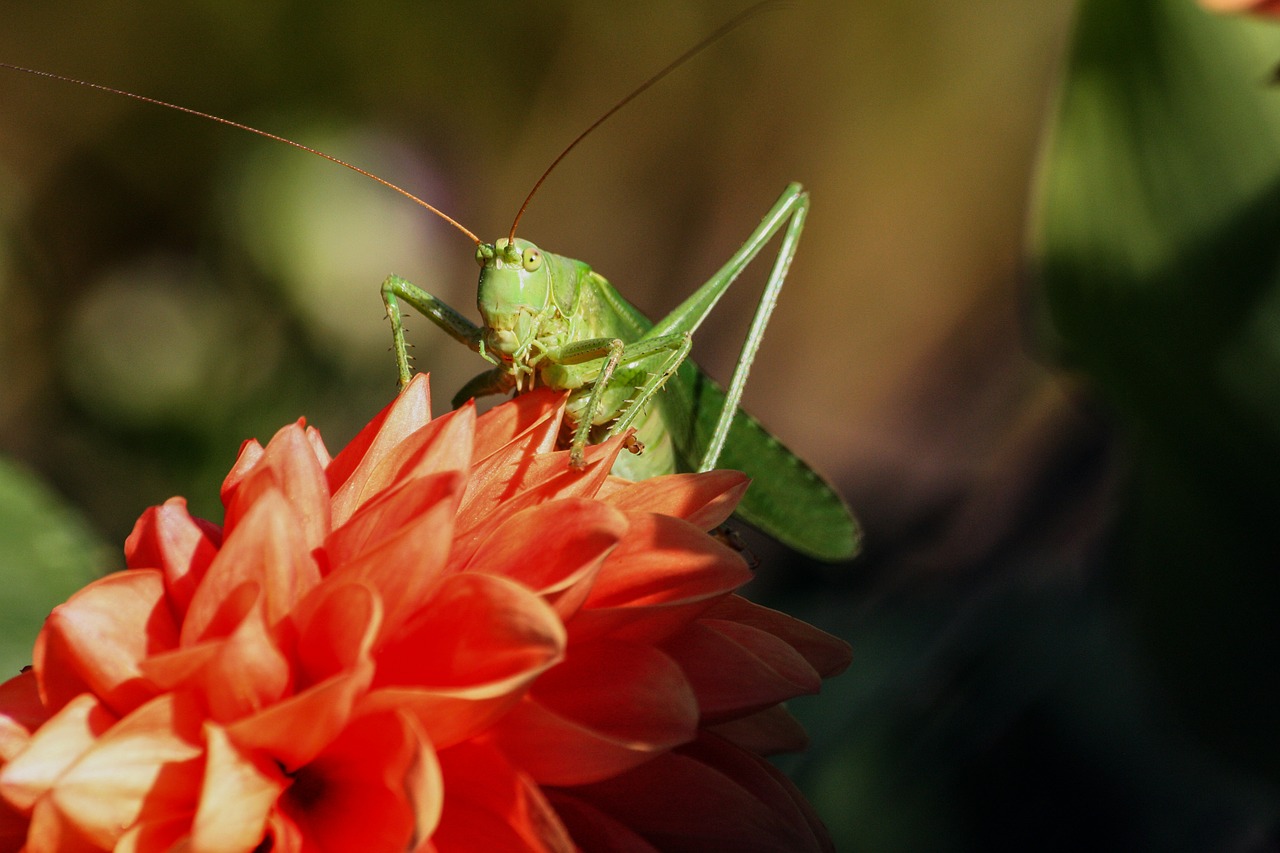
[2, 1, 1278, 850]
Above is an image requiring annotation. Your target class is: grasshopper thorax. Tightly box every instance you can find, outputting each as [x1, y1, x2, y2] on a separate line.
[475, 237, 556, 363]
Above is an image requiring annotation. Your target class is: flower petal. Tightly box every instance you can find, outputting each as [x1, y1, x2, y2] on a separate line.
[143, 587, 291, 724]
[0, 670, 48, 763]
[115, 812, 194, 853]
[190, 723, 286, 853]
[34, 570, 176, 717]
[432, 742, 574, 853]
[124, 497, 221, 617]
[181, 488, 320, 643]
[222, 422, 332, 552]
[278, 710, 441, 853]
[703, 595, 852, 678]
[471, 388, 565, 464]
[331, 405, 477, 532]
[570, 513, 751, 644]
[490, 640, 698, 786]
[325, 384, 476, 525]
[226, 659, 374, 772]
[326, 376, 442, 525]
[463, 499, 627, 620]
[0, 694, 117, 813]
[323, 469, 463, 569]
[601, 471, 749, 531]
[0, 793, 30, 852]
[321, 475, 462, 642]
[47, 693, 204, 850]
[661, 617, 822, 722]
[564, 731, 834, 853]
[290, 579, 382, 686]
[365, 573, 566, 748]
[24, 796, 102, 853]
[543, 791, 661, 853]
[705, 704, 810, 756]
[453, 435, 628, 569]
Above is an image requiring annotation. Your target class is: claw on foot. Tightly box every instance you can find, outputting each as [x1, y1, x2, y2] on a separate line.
[623, 433, 645, 455]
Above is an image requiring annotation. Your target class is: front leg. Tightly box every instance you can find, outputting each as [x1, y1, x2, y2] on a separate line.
[544, 332, 694, 469]
[543, 336, 626, 469]
[451, 367, 515, 409]
[381, 274, 484, 389]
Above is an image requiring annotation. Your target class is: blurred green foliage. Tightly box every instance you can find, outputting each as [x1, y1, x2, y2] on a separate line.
[0, 459, 107, 676]
[1034, 0, 1280, 783]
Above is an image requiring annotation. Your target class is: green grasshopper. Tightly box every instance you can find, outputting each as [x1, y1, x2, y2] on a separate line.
[1, 4, 861, 562]
[381, 183, 860, 562]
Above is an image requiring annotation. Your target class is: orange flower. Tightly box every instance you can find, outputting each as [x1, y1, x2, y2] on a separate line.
[0, 375, 851, 852]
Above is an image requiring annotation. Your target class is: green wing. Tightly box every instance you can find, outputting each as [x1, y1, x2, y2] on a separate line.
[585, 270, 862, 562]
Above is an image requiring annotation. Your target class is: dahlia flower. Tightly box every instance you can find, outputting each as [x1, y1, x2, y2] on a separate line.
[0, 375, 850, 852]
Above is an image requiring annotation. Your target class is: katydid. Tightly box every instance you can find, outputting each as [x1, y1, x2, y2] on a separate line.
[0, 4, 861, 561]
[381, 183, 860, 561]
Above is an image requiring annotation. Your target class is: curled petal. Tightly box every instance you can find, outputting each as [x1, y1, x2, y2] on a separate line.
[182, 488, 320, 643]
[46, 693, 204, 850]
[223, 422, 332, 552]
[564, 731, 834, 853]
[35, 570, 176, 717]
[662, 618, 823, 722]
[453, 435, 626, 563]
[123, 497, 220, 617]
[432, 742, 574, 853]
[331, 406, 477, 534]
[601, 471, 749, 531]
[701, 596, 852, 679]
[471, 387, 565, 464]
[705, 704, 809, 756]
[463, 499, 628, 620]
[366, 574, 566, 748]
[220, 439, 265, 506]
[0, 694, 118, 814]
[490, 640, 698, 786]
[290, 579, 382, 686]
[191, 724, 287, 853]
[142, 587, 291, 724]
[278, 710, 441, 853]
[326, 375, 436, 525]
[323, 470, 463, 570]
[330, 376, 465, 522]
[226, 660, 374, 772]
[321, 477, 461, 643]
[0, 670, 49, 763]
[571, 513, 752, 644]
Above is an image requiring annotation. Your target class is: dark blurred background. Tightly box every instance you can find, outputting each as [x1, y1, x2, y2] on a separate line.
[2, 0, 1278, 850]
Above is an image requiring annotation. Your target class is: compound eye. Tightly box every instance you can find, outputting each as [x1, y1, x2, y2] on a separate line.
[522, 247, 543, 272]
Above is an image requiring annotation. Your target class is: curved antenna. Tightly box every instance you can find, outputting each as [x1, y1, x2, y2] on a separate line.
[0, 62, 482, 246]
[507, 0, 783, 244]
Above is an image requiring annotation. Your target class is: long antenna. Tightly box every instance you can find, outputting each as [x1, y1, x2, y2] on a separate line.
[506, 0, 783, 244]
[0, 62, 482, 246]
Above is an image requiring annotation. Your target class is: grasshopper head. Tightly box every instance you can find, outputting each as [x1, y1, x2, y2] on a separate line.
[475, 237, 552, 363]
